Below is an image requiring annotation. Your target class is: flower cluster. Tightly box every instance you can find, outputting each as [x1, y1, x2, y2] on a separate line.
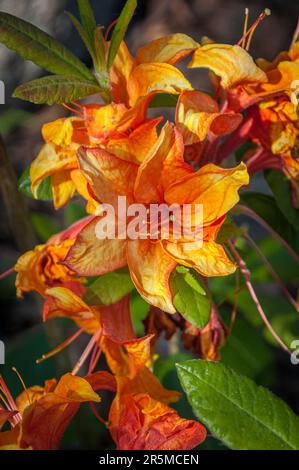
[1, 2, 298, 451]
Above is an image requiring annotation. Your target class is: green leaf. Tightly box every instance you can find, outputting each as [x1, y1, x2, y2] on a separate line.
[30, 212, 60, 242]
[265, 169, 299, 231]
[77, 0, 97, 48]
[13, 75, 101, 104]
[107, 0, 137, 69]
[86, 268, 135, 305]
[18, 166, 53, 200]
[63, 201, 86, 228]
[149, 93, 179, 108]
[240, 192, 298, 251]
[177, 359, 299, 450]
[171, 266, 211, 328]
[66, 11, 96, 62]
[0, 12, 95, 81]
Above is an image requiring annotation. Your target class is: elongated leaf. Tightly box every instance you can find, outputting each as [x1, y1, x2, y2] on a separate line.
[30, 212, 60, 242]
[177, 360, 299, 450]
[0, 12, 95, 81]
[86, 268, 134, 305]
[18, 166, 53, 200]
[77, 0, 97, 47]
[265, 169, 299, 231]
[13, 75, 101, 104]
[171, 266, 211, 328]
[107, 0, 137, 69]
[66, 11, 96, 61]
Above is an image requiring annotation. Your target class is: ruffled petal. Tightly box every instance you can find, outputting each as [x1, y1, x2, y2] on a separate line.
[128, 63, 192, 106]
[189, 44, 267, 89]
[136, 33, 199, 65]
[164, 239, 236, 276]
[165, 162, 249, 225]
[127, 239, 176, 313]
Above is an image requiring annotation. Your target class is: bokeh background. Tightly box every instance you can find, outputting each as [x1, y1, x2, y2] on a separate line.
[0, 0, 298, 449]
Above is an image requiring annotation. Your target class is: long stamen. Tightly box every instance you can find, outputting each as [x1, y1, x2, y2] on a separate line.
[0, 266, 15, 281]
[72, 329, 102, 376]
[241, 8, 250, 49]
[237, 9, 271, 48]
[89, 401, 108, 426]
[0, 388, 12, 410]
[228, 241, 291, 354]
[0, 376, 22, 425]
[12, 367, 30, 406]
[71, 101, 84, 109]
[62, 103, 83, 116]
[245, 9, 271, 51]
[105, 19, 118, 41]
[290, 17, 299, 49]
[36, 328, 83, 364]
[244, 233, 299, 312]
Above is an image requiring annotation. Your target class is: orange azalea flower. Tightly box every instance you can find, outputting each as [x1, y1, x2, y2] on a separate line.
[64, 123, 249, 313]
[0, 372, 104, 450]
[15, 217, 91, 297]
[30, 117, 100, 211]
[40, 293, 206, 450]
[98, 296, 207, 450]
[110, 34, 197, 106]
[188, 43, 268, 111]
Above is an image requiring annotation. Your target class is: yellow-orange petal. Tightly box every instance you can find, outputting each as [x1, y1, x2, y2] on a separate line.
[110, 41, 134, 104]
[136, 33, 199, 65]
[106, 118, 162, 164]
[20, 374, 100, 450]
[165, 162, 249, 225]
[51, 171, 76, 209]
[189, 44, 267, 89]
[126, 239, 176, 313]
[30, 143, 77, 198]
[70, 169, 100, 215]
[176, 90, 242, 144]
[63, 216, 127, 276]
[164, 240, 236, 276]
[44, 286, 99, 334]
[77, 147, 138, 206]
[134, 122, 193, 204]
[128, 63, 192, 107]
[84, 103, 128, 141]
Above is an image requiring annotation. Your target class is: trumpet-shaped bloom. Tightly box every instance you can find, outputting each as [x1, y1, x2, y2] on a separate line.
[15, 217, 91, 297]
[64, 123, 249, 312]
[110, 35, 197, 106]
[0, 373, 102, 450]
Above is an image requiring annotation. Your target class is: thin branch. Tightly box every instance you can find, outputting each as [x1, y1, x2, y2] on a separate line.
[244, 233, 299, 312]
[228, 241, 291, 354]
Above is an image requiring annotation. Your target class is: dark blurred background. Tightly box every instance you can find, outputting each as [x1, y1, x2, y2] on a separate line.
[0, 0, 298, 450]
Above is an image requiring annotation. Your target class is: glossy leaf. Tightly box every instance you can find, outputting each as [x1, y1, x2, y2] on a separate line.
[86, 268, 134, 305]
[171, 266, 211, 328]
[0, 12, 95, 81]
[107, 0, 137, 69]
[13, 75, 101, 104]
[177, 359, 299, 450]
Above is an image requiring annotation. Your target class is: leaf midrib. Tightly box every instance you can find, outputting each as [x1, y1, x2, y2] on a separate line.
[177, 364, 297, 450]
